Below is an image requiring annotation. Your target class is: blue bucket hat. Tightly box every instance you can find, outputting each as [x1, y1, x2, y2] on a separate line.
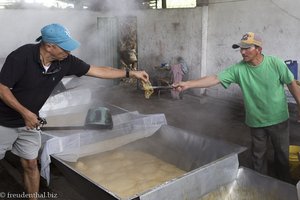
[36, 23, 80, 51]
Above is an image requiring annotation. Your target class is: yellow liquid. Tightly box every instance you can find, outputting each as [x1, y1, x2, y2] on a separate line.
[69, 149, 186, 198]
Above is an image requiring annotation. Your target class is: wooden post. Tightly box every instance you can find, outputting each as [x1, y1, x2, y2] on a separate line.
[162, 0, 167, 9]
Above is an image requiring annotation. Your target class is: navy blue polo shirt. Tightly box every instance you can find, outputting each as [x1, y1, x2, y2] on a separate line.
[0, 43, 90, 127]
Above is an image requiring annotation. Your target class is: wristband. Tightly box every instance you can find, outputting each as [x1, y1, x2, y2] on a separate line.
[126, 68, 130, 78]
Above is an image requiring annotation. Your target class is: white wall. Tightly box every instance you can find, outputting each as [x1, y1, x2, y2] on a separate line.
[136, 8, 203, 82]
[0, 10, 100, 62]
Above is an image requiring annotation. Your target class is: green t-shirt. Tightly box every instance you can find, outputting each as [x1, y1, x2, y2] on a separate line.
[217, 55, 294, 127]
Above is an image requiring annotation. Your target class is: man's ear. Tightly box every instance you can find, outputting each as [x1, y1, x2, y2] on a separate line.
[256, 46, 262, 53]
[45, 43, 55, 52]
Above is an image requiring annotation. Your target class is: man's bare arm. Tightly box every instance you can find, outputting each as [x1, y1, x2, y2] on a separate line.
[287, 80, 300, 122]
[85, 65, 149, 83]
[0, 83, 39, 129]
[173, 75, 220, 91]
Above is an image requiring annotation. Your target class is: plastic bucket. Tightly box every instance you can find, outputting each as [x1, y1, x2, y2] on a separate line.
[285, 60, 298, 80]
[289, 145, 300, 181]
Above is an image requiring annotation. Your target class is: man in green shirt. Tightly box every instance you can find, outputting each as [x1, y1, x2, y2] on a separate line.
[174, 32, 300, 182]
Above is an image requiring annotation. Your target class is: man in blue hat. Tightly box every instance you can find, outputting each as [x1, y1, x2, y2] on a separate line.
[174, 32, 300, 183]
[0, 23, 149, 199]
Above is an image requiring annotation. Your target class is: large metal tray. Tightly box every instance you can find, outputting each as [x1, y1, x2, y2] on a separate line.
[50, 125, 246, 200]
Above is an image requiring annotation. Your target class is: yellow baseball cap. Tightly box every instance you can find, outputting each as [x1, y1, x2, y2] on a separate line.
[232, 32, 262, 49]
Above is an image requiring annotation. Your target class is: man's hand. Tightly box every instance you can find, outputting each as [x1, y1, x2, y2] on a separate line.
[172, 75, 220, 92]
[22, 111, 39, 130]
[172, 81, 189, 92]
[0, 83, 41, 130]
[130, 70, 149, 83]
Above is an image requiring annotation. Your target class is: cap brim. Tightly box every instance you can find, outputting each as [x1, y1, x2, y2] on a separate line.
[232, 42, 254, 49]
[232, 44, 240, 49]
[57, 38, 80, 51]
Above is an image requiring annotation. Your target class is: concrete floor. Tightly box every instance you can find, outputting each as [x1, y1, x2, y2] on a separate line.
[0, 84, 300, 200]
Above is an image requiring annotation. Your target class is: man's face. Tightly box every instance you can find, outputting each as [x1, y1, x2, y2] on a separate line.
[47, 44, 70, 61]
[240, 45, 260, 62]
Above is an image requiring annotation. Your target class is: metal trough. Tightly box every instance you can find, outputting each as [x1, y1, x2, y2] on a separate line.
[48, 125, 247, 200]
[48, 124, 299, 200]
[199, 167, 297, 200]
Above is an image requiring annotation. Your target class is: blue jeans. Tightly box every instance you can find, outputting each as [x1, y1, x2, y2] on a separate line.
[250, 120, 291, 182]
